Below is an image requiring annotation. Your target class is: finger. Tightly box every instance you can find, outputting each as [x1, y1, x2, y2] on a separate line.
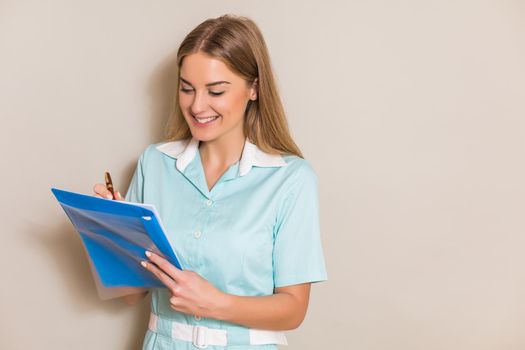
[145, 251, 183, 281]
[141, 260, 177, 291]
[114, 191, 124, 201]
[169, 296, 188, 312]
[170, 294, 186, 310]
[93, 183, 114, 199]
[168, 296, 193, 315]
[169, 296, 183, 308]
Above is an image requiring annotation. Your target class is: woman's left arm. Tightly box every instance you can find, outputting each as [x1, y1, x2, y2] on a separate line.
[217, 283, 311, 330]
[142, 251, 311, 331]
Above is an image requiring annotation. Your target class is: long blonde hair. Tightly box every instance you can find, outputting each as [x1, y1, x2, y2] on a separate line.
[164, 14, 303, 158]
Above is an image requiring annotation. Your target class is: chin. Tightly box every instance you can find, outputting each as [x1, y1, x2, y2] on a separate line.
[189, 130, 219, 142]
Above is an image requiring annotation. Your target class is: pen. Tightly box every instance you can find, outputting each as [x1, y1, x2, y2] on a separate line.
[104, 171, 115, 199]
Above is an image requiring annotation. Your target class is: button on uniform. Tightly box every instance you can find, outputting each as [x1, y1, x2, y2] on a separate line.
[206, 199, 213, 206]
[193, 230, 202, 239]
[194, 315, 201, 321]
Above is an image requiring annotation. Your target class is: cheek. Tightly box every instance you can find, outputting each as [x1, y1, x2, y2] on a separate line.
[210, 98, 231, 114]
[213, 93, 247, 116]
[178, 93, 191, 110]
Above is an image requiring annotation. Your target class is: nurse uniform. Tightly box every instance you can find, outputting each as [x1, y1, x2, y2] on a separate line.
[124, 137, 328, 350]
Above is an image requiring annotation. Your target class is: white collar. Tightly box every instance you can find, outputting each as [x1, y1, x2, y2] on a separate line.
[156, 137, 287, 176]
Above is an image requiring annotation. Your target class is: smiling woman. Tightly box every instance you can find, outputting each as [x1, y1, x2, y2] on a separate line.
[177, 53, 255, 146]
[165, 15, 303, 159]
[93, 13, 327, 350]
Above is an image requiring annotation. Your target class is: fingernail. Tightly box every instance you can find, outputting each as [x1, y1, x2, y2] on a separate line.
[145, 251, 151, 257]
[117, 191, 121, 198]
[106, 194, 113, 199]
[141, 261, 147, 268]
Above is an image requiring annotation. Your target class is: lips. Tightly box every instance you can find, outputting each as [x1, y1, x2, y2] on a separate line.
[192, 114, 220, 125]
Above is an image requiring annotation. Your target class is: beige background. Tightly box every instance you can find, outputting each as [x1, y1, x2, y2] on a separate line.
[1, 0, 525, 349]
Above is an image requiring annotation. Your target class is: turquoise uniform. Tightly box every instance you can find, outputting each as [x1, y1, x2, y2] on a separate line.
[125, 137, 327, 349]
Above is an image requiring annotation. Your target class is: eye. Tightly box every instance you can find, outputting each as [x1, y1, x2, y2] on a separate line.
[209, 91, 225, 96]
[180, 87, 193, 94]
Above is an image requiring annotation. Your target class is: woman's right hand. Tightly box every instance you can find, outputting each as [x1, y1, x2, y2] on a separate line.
[93, 183, 123, 201]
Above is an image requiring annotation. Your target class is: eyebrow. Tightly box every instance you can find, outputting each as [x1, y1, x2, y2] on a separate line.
[179, 77, 231, 87]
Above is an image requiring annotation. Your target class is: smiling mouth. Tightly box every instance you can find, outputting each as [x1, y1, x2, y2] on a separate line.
[192, 115, 220, 124]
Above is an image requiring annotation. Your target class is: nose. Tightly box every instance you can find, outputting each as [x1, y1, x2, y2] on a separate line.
[190, 90, 209, 116]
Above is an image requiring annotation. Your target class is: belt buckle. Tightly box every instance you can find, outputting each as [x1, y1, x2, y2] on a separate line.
[192, 325, 208, 349]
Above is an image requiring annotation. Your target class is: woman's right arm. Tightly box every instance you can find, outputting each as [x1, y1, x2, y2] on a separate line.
[93, 183, 150, 305]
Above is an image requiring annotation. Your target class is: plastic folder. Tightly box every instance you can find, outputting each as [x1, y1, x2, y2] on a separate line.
[51, 188, 182, 299]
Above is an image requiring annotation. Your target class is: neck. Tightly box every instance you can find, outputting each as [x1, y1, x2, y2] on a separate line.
[199, 133, 246, 168]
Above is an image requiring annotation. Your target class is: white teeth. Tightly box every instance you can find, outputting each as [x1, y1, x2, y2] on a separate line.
[194, 115, 219, 124]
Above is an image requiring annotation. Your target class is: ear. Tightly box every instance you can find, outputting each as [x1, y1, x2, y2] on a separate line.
[249, 78, 258, 101]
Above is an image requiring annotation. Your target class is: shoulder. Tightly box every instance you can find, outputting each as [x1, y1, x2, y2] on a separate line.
[278, 155, 318, 196]
[274, 156, 320, 219]
[281, 155, 318, 182]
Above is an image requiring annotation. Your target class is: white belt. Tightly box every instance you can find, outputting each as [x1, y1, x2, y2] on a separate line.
[148, 312, 288, 348]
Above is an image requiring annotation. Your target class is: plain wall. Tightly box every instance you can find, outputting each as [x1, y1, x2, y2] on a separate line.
[1, 0, 525, 349]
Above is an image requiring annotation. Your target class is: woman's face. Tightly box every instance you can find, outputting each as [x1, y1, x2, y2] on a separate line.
[178, 52, 257, 143]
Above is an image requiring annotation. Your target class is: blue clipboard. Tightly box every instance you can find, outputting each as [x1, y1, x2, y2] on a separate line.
[51, 188, 182, 290]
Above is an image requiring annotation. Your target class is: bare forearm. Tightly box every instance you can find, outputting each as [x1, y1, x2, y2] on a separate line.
[139, 252, 312, 330]
[213, 292, 307, 331]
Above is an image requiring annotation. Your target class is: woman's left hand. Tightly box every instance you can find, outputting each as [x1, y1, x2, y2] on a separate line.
[141, 251, 229, 320]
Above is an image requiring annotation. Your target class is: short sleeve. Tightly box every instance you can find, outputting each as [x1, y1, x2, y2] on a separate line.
[124, 151, 145, 204]
[272, 162, 328, 288]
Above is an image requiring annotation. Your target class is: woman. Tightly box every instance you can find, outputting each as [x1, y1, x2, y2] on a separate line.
[94, 14, 327, 349]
